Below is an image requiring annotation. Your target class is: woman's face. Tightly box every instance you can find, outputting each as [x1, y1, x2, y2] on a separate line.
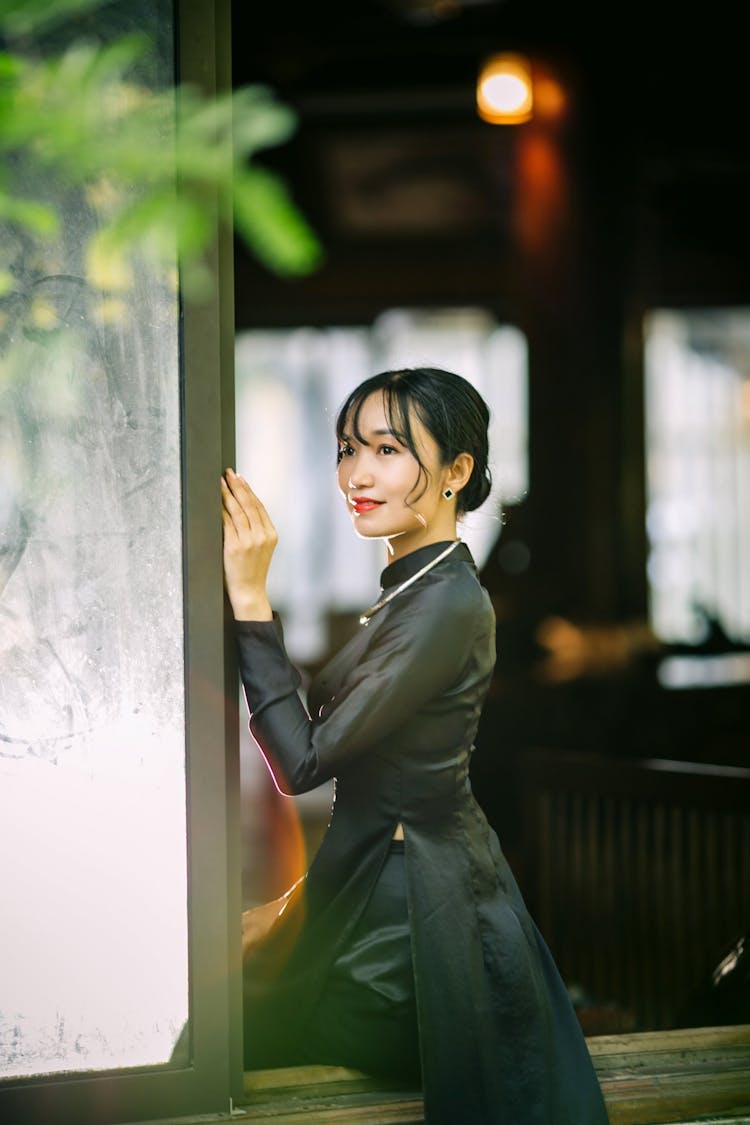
[336, 390, 453, 555]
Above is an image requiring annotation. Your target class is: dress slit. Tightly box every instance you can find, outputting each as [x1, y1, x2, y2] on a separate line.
[292, 836, 421, 1081]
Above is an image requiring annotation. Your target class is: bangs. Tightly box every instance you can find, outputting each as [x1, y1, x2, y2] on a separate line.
[335, 375, 419, 454]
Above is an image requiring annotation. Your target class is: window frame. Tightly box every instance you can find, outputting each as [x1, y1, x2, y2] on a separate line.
[0, 0, 242, 1120]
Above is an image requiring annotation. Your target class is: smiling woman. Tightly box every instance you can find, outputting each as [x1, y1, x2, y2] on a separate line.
[334, 371, 479, 561]
[233, 311, 528, 667]
[221, 367, 611, 1125]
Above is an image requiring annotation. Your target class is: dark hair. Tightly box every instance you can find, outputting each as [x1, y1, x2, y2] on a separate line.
[335, 367, 492, 514]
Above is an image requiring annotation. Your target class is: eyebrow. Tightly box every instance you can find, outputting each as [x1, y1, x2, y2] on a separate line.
[340, 428, 400, 443]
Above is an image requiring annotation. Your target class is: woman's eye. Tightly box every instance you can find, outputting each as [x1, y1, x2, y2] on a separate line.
[337, 444, 355, 462]
[378, 445, 397, 455]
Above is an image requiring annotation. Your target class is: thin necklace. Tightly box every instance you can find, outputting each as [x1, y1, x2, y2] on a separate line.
[359, 539, 462, 626]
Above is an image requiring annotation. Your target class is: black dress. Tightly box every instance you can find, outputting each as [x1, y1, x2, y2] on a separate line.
[237, 540, 610, 1125]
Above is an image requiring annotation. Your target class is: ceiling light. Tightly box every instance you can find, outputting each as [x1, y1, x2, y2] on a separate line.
[477, 52, 533, 124]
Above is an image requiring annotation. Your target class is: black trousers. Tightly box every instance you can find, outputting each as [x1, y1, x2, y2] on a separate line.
[294, 839, 421, 1081]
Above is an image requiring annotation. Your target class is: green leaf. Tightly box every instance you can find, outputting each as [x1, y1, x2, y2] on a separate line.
[98, 188, 213, 264]
[0, 192, 58, 234]
[0, 17, 321, 280]
[233, 165, 323, 277]
[228, 86, 298, 154]
[0, 52, 22, 80]
[0, 0, 114, 38]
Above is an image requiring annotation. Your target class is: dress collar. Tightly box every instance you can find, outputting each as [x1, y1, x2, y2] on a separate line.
[380, 539, 474, 589]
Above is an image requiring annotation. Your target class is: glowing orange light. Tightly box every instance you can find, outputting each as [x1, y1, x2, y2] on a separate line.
[535, 76, 566, 120]
[477, 53, 533, 125]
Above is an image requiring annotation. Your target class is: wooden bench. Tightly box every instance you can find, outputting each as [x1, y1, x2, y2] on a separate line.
[222, 1025, 750, 1124]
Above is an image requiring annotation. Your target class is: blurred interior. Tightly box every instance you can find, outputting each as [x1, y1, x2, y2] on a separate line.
[231, 0, 750, 1041]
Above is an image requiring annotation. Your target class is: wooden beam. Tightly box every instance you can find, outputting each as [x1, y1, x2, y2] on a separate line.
[590, 1025, 750, 1124]
[146, 1025, 750, 1124]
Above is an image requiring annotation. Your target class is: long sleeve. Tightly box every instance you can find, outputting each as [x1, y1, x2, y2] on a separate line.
[235, 574, 490, 796]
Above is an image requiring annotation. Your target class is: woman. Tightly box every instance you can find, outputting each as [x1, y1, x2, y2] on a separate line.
[221, 367, 610, 1124]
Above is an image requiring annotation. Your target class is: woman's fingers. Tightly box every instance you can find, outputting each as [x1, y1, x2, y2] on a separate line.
[221, 471, 252, 526]
[224, 469, 276, 534]
[220, 484, 239, 537]
[220, 469, 278, 568]
[221, 472, 274, 546]
[221, 474, 246, 517]
[221, 470, 277, 620]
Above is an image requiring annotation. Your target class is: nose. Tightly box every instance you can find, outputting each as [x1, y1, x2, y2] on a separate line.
[348, 470, 371, 490]
[344, 450, 374, 491]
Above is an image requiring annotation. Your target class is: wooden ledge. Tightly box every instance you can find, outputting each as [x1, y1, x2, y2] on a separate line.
[241, 1065, 423, 1123]
[141, 1026, 747, 1124]
[589, 1025, 750, 1124]
[232, 1027, 750, 1125]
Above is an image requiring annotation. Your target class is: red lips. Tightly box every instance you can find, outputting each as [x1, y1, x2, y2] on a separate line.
[351, 496, 384, 513]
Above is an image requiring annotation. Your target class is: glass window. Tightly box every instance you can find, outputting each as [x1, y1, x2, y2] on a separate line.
[0, 303, 188, 1077]
[0, 2, 239, 1120]
[0, 11, 187, 1085]
[644, 308, 750, 686]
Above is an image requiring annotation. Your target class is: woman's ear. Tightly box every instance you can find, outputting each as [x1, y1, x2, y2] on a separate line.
[445, 452, 474, 497]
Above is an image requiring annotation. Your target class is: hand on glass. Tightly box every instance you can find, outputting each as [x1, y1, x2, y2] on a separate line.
[221, 468, 276, 621]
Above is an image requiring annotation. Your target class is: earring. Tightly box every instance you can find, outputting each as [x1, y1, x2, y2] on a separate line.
[443, 488, 454, 500]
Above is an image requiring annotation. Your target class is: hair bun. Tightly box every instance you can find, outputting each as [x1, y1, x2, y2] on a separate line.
[463, 466, 492, 512]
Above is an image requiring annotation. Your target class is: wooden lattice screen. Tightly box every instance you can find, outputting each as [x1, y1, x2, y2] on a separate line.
[510, 750, 750, 1032]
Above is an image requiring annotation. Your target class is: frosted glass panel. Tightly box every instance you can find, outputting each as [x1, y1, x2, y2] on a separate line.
[0, 1, 188, 1079]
